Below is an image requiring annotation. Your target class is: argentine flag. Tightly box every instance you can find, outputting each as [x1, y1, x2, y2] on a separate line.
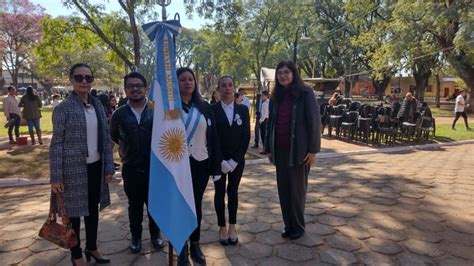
[143, 20, 197, 254]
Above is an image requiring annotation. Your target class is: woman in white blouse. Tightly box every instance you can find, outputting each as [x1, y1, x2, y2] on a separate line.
[176, 67, 221, 265]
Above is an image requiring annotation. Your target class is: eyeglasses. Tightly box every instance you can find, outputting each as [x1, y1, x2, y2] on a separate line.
[73, 74, 94, 83]
[277, 70, 292, 77]
[125, 83, 145, 90]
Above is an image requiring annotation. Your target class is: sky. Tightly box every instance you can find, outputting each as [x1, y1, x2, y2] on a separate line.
[30, 0, 206, 29]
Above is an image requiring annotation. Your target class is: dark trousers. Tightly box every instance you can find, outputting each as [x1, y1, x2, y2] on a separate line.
[452, 111, 469, 128]
[274, 149, 310, 233]
[259, 119, 267, 147]
[7, 113, 20, 141]
[70, 160, 102, 259]
[122, 165, 160, 240]
[189, 157, 209, 242]
[214, 162, 244, 226]
[254, 114, 261, 147]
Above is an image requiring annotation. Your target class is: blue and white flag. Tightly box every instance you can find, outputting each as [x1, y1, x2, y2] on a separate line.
[143, 20, 196, 254]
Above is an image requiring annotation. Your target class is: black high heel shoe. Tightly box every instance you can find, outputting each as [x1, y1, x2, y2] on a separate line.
[84, 249, 110, 264]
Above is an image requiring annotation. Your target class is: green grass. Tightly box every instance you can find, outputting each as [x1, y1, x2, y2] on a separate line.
[434, 122, 474, 142]
[431, 107, 455, 118]
[0, 105, 53, 138]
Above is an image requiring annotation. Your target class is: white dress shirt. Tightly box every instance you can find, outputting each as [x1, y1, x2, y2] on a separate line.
[183, 110, 208, 161]
[241, 96, 251, 110]
[127, 98, 148, 124]
[260, 99, 269, 123]
[220, 101, 234, 126]
[455, 95, 465, 112]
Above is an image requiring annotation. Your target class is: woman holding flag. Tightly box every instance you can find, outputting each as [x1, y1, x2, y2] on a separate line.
[177, 67, 221, 265]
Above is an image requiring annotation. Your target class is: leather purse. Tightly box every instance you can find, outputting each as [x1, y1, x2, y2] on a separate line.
[38, 191, 78, 249]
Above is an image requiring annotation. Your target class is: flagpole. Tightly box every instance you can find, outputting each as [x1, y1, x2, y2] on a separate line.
[169, 243, 173, 265]
[155, 1, 174, 265]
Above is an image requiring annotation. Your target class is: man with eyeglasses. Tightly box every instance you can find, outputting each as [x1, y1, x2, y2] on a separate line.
[110, 72, 164, 253]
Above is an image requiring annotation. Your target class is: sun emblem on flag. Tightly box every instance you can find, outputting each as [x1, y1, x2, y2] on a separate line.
[159, 128, 186, 162]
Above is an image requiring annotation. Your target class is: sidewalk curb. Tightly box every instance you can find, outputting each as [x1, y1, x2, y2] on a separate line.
[2, 140, 473, 188]
[246, 139, 474, 164]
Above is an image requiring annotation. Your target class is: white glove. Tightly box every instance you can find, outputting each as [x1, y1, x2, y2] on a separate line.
[221, 160, 232, 174]
[211, 175, 222, 182]
[228, 159, 238, 173]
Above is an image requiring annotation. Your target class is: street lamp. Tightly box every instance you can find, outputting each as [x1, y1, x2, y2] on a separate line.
[293, 25, 310, 64]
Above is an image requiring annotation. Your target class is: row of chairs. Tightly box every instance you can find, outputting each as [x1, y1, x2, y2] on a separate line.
[321, 101, 435, 145]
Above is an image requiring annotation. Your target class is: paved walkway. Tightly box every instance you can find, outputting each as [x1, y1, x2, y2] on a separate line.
[0, 143, 473, 265]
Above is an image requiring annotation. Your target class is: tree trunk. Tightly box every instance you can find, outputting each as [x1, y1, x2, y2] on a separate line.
[435, 73, 441, 108]
[412, 59, 433, 102]
[372, 75, 391, 100]
[73, 0, 134, 70]
[122, 1, 141, 69]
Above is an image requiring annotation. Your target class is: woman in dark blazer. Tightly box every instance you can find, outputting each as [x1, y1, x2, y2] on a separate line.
[50, 63, 114, 266]
[176, 67, 221, 265]
[265, 60, 321, 240]
[211, 75, 250, 246]
[19, 86, 43, 144]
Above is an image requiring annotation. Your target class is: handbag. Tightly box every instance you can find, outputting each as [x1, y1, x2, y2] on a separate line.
[38, 191, 78, 249]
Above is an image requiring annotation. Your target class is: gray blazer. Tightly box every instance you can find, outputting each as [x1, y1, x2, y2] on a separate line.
[49, 93, 114, 217]
[265, 86, 321, 166]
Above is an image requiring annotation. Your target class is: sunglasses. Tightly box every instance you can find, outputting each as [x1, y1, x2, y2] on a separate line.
[72, 74, 94, 83]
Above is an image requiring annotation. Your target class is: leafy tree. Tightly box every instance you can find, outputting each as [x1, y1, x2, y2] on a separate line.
[187, 0, 296, 91]
[345, 0, 396, 99]
[62, 0, 159, 70]
[34, 15, 123, 87]
[0, 0, 44, 86]
[393, 0, 473, 91]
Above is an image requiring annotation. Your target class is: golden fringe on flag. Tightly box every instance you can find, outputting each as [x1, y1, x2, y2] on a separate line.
[165, 109, 180, 120]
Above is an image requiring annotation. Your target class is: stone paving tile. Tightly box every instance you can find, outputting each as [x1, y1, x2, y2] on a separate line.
[444, 242, 474, 261]
[319, 248, 358, 265]
[403, 239, 444, 257]
[1, 143, 474, 265]
[395, 251, 436, 265]
[438, 229, 474, 246]
[0, 237, 35, 252]
[324, 233, 362, 252]
[366, 238, 403, 255]
[255, 231, 287, 246]
[291, 233, 324, 248]
[238, 242, 272, 259]
[356, 251, 396, 265]
[436, 256, 474, 266]
[305, 222, 336, 236]
[276, 243, 313, 262]
[258, 256, 294, 266]
[19, 249, 67, 266]
[316, 214, 347, 227]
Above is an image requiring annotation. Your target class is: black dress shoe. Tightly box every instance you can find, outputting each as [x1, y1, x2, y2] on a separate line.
[129, 238, 142, 253]
[84, 249, 110, 264]
[219, 238, 229, 246]
[189, 242, 206, 265]
[281, 227, 291, 238]
[228, 236, 238, 245]
[289, 231, 305, 240]
[178, 243, 190, 266]
[151, 236, 165, 250]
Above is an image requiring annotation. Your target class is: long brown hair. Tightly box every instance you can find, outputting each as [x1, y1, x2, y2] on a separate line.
[271, 60, 305, 101]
